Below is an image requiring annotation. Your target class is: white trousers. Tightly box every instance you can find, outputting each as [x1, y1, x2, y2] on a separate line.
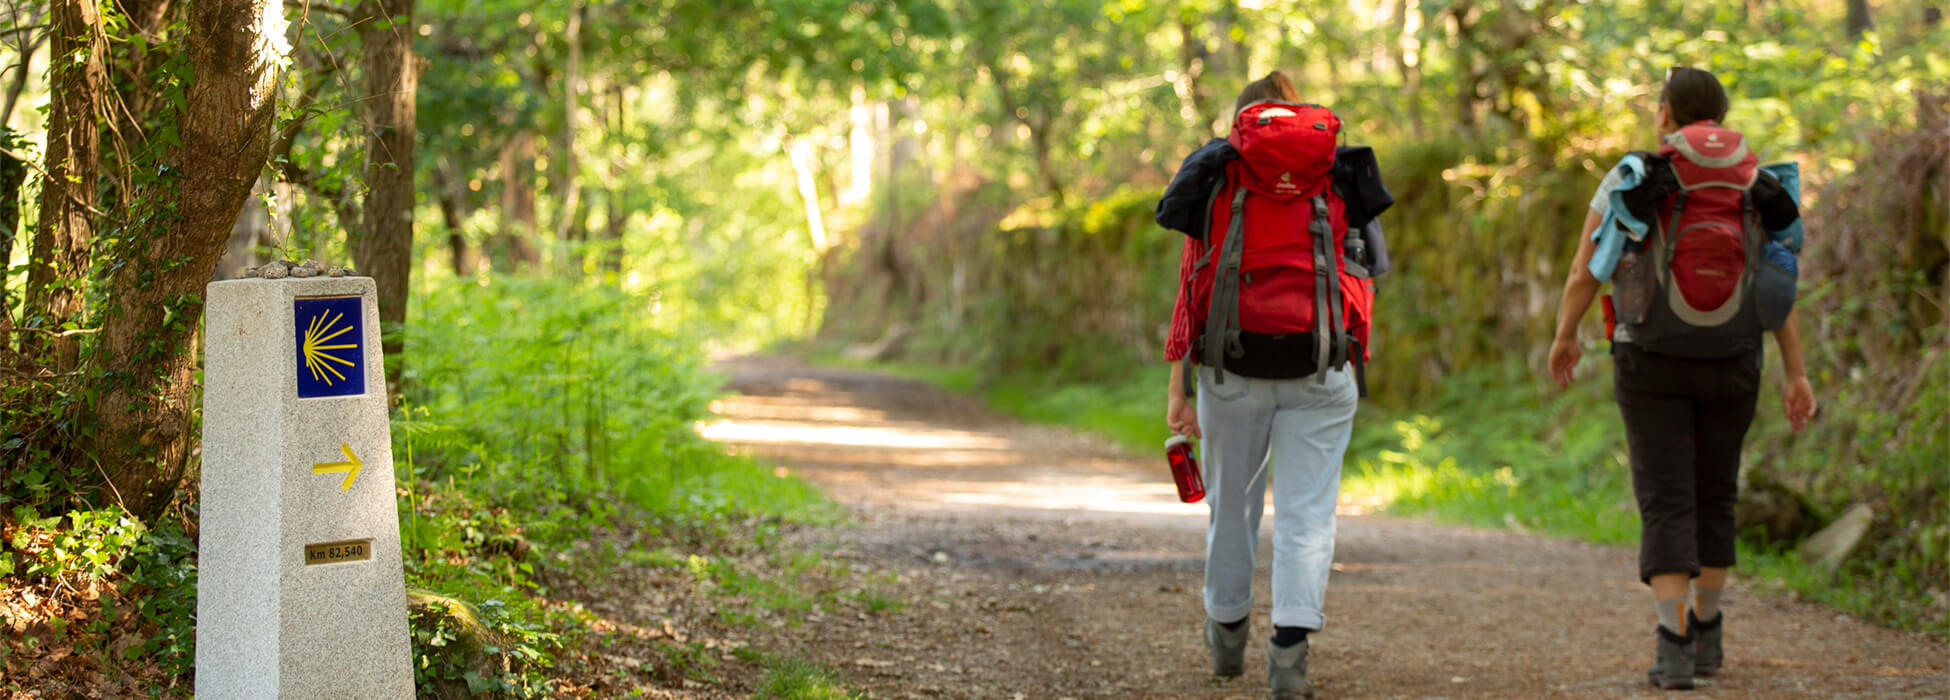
[1197, 365, 1358, 630]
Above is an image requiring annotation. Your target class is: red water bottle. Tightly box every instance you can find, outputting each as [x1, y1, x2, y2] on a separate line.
[1165, 434, 1205, 503]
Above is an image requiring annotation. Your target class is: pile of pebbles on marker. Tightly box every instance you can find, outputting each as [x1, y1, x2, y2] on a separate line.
[239, 259, 354, 279]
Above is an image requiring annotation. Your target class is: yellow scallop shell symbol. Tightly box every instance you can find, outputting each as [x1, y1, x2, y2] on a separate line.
[302, 310, 358, 385]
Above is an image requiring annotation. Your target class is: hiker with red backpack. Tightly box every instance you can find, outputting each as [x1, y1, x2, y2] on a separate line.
[1547, 67, 1818, 690]
[1156, 71, 1392, 700]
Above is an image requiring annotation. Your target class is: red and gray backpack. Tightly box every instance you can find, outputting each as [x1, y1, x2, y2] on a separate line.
[1613, 122, 1791, 358]
[1184, 101, 1374, 391]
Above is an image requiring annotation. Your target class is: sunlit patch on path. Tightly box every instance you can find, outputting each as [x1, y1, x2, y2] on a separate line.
[699, 361, 1384, 521]
[699, 361, 1208, 521]
[698, 420, 1008, 452]
[706, 356, 1950, 699]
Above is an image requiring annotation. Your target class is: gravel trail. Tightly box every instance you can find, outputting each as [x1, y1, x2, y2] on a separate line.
[704, 356, 1948, 699]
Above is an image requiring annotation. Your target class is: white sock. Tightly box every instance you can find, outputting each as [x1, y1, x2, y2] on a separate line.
[1655, 597, 1687, 635]
[1694, 588, 1722, 622]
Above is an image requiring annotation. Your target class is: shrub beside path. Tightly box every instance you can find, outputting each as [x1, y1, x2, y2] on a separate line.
[705, 356, 1947, 699]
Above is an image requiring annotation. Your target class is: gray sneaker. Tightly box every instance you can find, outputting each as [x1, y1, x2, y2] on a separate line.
[1204, 618, 1249, 677]
[1646, 625, 1696, 690]
[1691, 611, 1723, 676]
[1267, 639, 1314, 700]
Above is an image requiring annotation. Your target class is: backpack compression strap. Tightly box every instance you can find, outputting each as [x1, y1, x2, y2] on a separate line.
[1200, 186, 1252, 384]
[1308, 194, 1350, 381]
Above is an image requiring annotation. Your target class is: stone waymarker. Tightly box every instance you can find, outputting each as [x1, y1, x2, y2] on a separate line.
[198, 276, 412, 698]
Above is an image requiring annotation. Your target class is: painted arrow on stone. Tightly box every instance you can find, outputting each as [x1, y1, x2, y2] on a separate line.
[312, 443, 363, 490]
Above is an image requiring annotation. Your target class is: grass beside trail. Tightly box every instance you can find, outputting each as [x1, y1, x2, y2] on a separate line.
[809, 352, 1948, 640]
[754, 656, 864, 700]
[0, 276, 865, 697]
[392, 275, 870, 694]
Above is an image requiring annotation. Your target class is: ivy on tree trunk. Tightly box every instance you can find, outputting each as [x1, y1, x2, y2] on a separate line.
[24, 0, 107, 373]
[91, 0, 285, 520]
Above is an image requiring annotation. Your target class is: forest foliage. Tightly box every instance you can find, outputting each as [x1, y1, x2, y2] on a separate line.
[0, 0, 1945, 693]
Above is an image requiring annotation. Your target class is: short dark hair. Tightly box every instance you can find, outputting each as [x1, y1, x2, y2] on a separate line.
[1234, 71, 1302, 115]
[1661, 67, 1729, 125]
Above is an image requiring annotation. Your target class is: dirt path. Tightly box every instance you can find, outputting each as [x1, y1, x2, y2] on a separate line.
[703, 356, 1947, 699]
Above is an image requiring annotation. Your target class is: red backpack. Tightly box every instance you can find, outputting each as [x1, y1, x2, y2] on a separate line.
[1186, 101, 1373, 388]
[1613, 122, 1770, 358]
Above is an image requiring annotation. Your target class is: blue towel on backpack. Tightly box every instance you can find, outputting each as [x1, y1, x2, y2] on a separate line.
[1588, 154, 1653, 283]
[1590, 157, 1805, 283]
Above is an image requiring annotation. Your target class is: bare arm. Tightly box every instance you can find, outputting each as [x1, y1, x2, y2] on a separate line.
[1774, 308, 1817, 432]
[1548, 209, 1606, 387]
[1772, 308, 1808, 379]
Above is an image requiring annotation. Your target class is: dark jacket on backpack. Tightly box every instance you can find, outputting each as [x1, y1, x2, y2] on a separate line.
[1155, 140, 1396, 276]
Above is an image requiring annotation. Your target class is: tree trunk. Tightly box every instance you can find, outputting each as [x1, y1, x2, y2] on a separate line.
[601, 185, 625, 274]
[497, 133, 541, 270]
[1846, 0, 1874, 39]
[93, 0, 284, 520]
[1220, 0, 1248, 85]
[433, 164, 471, 277]
[24, 0, 107, 372]
[564, 188, 589, 250]
[843, 84, 874, 208]
[353, 0, 417, 398]
[1029, 123, 1064, 205]
[1450, 2, 1480, 133]
[0, 139, 24, 349]
[109, 0, 175, 139]
[1176, 17, 1214, 135]
[1394, 0, 1426, 138]
[1176, 1, 1244, 136]
[788, 136, 828, 336]
[1202, 2, 1236, 88]
[984, 57, 1064, 204]
[554, 1, 583, 258]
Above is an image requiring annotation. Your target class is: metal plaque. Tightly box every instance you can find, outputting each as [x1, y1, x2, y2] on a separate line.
[304, 539, 373, 566]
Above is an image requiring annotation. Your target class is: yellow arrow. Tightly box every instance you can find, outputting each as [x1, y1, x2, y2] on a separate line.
[312, 443, 363, 490]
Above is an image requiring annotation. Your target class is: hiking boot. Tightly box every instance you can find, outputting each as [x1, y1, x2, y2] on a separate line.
[1267, 638, 1314, 700]
[1204, 618, 1249, 677]
[1691, 611, 1723, 676]
[1646, 624, 1697, 690]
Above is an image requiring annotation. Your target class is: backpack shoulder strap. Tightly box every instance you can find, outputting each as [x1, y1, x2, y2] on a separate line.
[1201, 184, 1251, 378]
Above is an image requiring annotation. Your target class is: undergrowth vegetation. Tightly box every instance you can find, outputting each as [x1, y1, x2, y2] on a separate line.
[386, 273, 845, 695]
[1, 507, 196, 696]
[2, 274, 851, 696]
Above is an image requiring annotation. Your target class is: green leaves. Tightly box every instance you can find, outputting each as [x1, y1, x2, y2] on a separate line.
[406, 586, 560, 697]
[2, 506, 148, 585]
[122, 518, 199, 677]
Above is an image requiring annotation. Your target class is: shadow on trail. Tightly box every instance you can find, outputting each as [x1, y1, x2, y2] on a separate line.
[703, 356, 1949, 699]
